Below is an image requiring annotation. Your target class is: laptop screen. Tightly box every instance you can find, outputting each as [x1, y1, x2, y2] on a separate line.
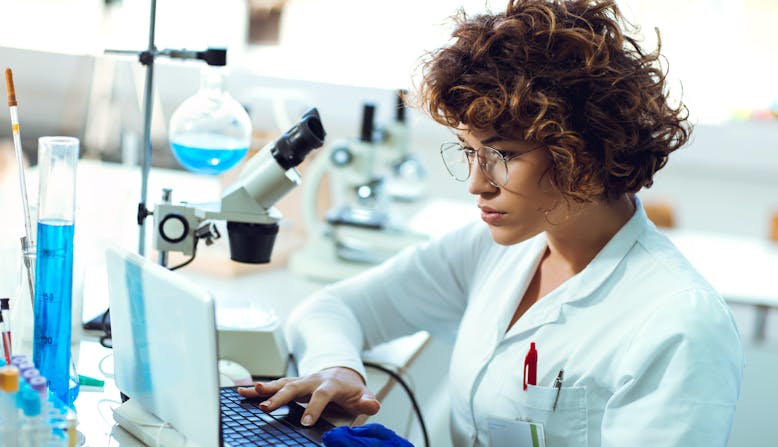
[106, 245, 221, 446]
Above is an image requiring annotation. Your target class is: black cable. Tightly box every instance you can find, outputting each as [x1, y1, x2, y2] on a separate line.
[169, 238, 199, 271]
[363, 361, 429, 447]
[99, 308, 112, 349]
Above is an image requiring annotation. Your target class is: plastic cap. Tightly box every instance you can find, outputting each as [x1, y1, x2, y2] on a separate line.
[21, 390, 41, 416]
[29, 375, 47, 393]
[16, 380, 31, 405]
[22, 367, 40, 382]
[18, 380, 30, 392]
[18, 360, 35, 373]
[0, 366, 19, 392]
[10, 354, 27, 366]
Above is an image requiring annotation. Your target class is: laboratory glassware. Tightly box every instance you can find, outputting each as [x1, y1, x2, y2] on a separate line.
[33, 136, 79, 407]
[5, 69, 37, 311]
[168, 66, 252, 175]
[10, 237, 36, 360]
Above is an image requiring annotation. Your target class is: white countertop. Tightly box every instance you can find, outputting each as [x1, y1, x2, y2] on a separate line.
[665, 229, 778, 308]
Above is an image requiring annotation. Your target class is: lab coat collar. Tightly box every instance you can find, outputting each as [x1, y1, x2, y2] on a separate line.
[504, 196, 650, 338]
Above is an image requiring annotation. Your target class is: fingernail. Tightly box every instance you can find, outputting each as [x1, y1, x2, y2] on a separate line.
[301, 415, 312, 426]
[260, 400, 271, 408]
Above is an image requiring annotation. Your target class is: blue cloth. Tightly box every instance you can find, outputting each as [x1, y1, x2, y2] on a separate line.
[322, 423, 414, 447]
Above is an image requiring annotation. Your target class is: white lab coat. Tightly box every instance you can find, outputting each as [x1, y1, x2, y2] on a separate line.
[285, 197, 744, 446]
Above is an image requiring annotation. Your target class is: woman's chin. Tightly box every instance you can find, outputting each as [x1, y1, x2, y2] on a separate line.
[489, 225, 526, 245]
[487, 225, 532, 246]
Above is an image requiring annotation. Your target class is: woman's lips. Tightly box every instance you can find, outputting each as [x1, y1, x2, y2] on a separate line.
[480, 206, 506, 225]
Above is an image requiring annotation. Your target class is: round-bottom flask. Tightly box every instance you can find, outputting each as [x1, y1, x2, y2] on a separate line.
[169, 67, 252, 175]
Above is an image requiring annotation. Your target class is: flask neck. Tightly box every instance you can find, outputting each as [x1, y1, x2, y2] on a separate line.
[200, 67, 228, 96]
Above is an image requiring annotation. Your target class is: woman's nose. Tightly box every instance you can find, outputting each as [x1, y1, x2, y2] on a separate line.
[468, 160, 497, 195]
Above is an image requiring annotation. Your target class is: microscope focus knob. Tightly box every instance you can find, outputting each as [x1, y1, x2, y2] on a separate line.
[159, 213, 190, 244]
[330, 145, 353, 167]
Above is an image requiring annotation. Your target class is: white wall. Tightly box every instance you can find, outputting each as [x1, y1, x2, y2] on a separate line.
[3, 0, 777, 116]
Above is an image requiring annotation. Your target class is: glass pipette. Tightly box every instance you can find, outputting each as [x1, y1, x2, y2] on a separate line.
[5, 68, 36, 306]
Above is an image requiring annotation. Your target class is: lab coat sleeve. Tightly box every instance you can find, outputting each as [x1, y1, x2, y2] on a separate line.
[285, 222, 489, 378]
[601, 288, 744, 446]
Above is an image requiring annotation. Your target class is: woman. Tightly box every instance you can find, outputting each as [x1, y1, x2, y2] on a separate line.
[240, 1, 743, 445]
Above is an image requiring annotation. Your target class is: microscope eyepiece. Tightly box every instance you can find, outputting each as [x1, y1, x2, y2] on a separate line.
[271, 107, 326, 170]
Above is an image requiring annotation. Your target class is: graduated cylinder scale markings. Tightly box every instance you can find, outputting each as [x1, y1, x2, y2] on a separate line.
[33, 220, 76, 406]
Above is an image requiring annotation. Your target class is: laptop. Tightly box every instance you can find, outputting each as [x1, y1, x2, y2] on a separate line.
[105, 245, 334, 446]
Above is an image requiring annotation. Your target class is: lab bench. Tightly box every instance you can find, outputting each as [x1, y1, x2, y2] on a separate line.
[72, 326, 432, 446]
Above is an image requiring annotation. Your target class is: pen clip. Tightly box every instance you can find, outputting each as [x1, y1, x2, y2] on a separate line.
[552, 369, 564, 411]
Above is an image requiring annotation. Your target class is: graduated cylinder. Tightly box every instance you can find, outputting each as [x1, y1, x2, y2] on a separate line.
[33, 136, 79, 407]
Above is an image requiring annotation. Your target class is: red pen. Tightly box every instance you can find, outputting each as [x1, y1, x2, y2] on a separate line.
[523, 341, 537, 390]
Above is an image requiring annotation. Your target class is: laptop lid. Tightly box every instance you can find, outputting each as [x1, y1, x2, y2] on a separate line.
[105, 245, 221, 446]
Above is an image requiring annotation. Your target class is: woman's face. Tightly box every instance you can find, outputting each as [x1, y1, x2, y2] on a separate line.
[458, 127, 561, 245]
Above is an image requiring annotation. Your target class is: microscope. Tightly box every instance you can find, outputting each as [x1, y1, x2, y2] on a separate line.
[289, 93, 428, 282]
[152, 108, 325, 266]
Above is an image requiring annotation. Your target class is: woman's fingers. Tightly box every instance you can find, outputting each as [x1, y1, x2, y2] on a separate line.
[258, 377, 297, 393]
[237, 368, 379, 427]
[356, 391, 381, 415]
[259, 379, 313, 412]
[237, 386, 261, 398]
[298, 385, 335, 426]
[237, 377, 297, 399]
[299, 384, 381, 426]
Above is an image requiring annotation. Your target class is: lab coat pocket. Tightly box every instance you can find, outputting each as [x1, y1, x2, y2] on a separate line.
[497, 383, 588, 447]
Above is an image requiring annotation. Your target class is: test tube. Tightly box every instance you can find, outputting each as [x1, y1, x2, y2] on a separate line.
[33, 136, 79, 407]
[20, 389, 49, 447]
[29, 375, 48, 415]
[1, 365, 20, 446]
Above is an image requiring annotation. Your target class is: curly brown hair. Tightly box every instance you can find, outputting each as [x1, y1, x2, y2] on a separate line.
[418, 0, 691, 202]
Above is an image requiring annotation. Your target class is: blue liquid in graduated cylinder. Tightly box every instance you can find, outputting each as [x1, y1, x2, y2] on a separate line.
[33, 219, 77, 406]
[170, 133, 248, 175]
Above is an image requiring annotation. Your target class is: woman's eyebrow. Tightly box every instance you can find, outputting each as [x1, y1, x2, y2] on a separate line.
[481, 135, 504, 145]
[454, 134, 503, 145]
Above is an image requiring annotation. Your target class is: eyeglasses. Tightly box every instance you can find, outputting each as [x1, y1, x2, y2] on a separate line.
[440, 142, 540, 187]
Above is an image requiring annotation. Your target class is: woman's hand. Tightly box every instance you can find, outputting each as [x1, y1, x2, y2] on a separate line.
[237, 367, 381, 427]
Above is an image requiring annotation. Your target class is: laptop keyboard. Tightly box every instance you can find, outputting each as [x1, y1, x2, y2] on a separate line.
[220, 387, 321, 446]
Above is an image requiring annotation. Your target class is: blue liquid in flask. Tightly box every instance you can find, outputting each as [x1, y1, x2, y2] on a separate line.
[33, 219, 78, 406]
[170, 133, 248, 175]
